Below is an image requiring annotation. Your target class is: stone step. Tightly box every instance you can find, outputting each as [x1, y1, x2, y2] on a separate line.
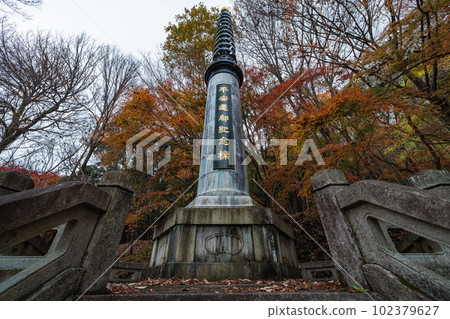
[79, 291, 372, 301]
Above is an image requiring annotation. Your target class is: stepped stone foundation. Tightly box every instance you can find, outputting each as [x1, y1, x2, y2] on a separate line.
[148, 207, 300, 280]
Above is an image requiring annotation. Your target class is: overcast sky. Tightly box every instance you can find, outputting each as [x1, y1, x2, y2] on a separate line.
[11, 0, 230, 56]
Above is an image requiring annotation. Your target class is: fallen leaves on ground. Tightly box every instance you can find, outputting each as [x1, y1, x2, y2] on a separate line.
[109, 278, 363, 294]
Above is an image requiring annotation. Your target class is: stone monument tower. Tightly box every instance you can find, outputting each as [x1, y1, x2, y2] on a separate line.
[149, 8, 299, 280]
[187, 7, 253, 208]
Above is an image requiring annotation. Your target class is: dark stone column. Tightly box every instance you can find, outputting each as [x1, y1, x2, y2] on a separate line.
[189, 8, 253, 208]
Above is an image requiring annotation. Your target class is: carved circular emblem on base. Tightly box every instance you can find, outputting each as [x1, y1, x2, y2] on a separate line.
[205, 233, 244, 255]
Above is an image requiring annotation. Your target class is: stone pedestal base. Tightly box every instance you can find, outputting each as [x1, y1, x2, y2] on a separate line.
[148, 207, 300, 280]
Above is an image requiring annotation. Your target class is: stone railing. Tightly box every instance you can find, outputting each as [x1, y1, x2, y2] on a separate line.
[110, 261, 147, 283]
[298, 260, 339, 282]
[0, 170, 135, 300]
[312, 169, 450, 300]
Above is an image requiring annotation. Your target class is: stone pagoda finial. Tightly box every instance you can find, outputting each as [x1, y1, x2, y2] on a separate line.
[205, 7, 243, 87]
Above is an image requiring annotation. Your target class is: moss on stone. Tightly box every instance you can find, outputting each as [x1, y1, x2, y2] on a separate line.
[396, 276, 422, 293]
